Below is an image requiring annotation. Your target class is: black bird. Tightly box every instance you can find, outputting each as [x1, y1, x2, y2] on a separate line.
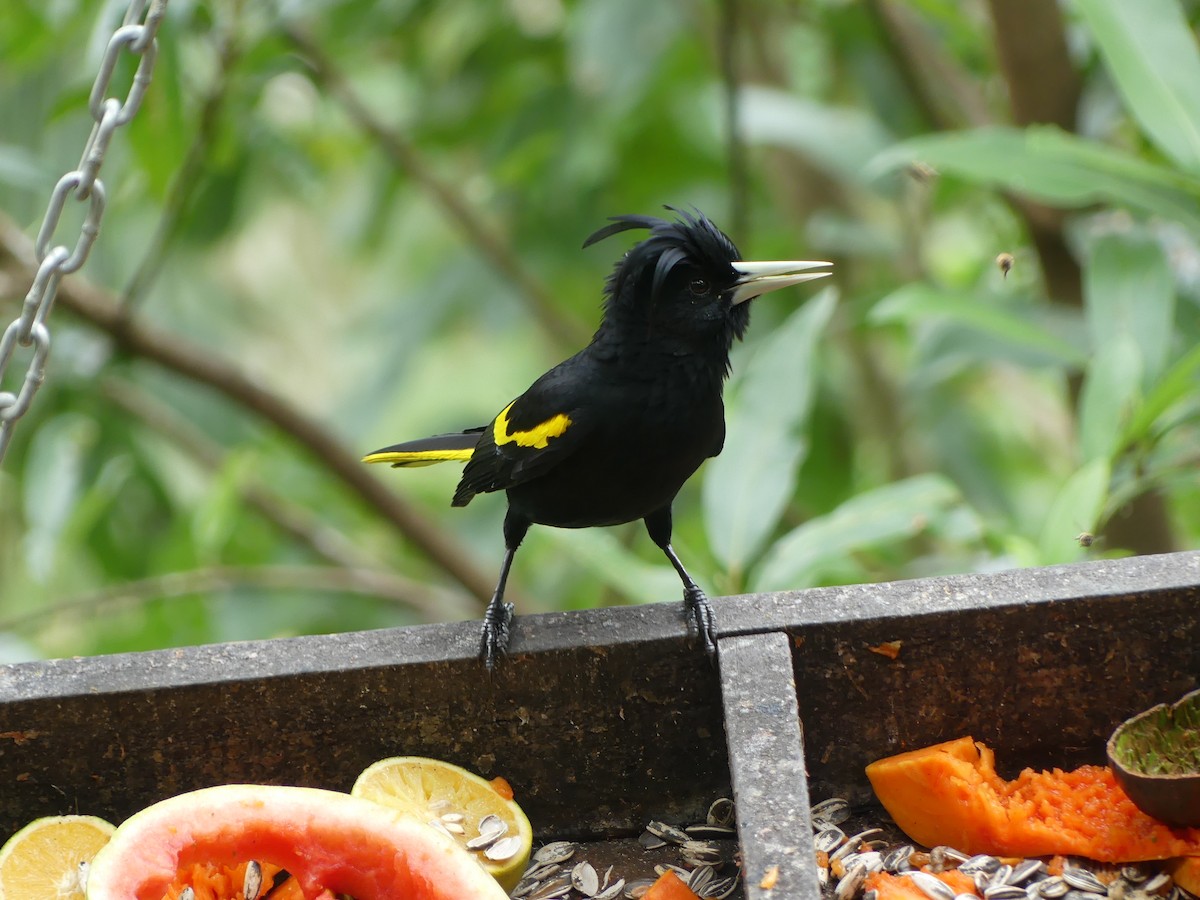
[365, 208, 830, 666]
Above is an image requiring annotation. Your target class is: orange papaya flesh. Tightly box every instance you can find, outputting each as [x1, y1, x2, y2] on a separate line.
[164, 861, 286, 900]
[1168, 858, 1200, 895]
[865, 869, 976, 900]
[643, 869, 701, 900]
[866, 736, 1200, 861]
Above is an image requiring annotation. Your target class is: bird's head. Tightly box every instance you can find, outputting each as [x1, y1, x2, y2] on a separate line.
[583, 207, 831, 358]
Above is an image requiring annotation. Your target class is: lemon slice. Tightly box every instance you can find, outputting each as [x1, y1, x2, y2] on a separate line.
[352, 756, 532, 892]
[0, 814, 115, 900]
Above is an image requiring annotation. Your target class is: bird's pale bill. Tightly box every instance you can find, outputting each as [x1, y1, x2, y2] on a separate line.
[730, 259, 833, 305]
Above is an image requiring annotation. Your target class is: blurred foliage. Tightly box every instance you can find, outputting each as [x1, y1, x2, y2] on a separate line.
[0, 0, 1197, 662]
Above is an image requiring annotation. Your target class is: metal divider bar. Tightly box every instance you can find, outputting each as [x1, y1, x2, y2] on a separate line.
[719, 630, 820, 900]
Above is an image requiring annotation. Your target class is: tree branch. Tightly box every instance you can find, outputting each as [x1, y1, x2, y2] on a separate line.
[98, 376, 390, 574]
[0, 212, 504, 605]
[281, 23, 589, 350]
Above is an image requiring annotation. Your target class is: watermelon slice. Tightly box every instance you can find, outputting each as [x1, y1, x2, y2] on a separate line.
[85, 784, 510, 900]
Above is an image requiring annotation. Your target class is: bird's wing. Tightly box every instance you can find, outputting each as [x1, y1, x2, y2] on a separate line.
[452, 363, 593, 506]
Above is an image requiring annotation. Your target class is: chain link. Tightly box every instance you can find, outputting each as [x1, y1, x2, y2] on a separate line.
[0, 0, 169, 464]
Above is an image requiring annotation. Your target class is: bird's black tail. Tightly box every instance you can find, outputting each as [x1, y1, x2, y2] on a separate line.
[362, 427, 484, 468]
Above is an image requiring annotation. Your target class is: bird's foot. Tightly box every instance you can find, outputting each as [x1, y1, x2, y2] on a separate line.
[479, 599, 515, 670]
[684, 585, 717, 657]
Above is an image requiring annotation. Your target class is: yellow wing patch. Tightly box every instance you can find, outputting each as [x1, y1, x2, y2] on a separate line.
[493, 401, 572, 449]
[363, 448, 474, 467]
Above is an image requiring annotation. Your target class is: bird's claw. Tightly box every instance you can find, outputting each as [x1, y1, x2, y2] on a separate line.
[480, 599, 514, 670]
[684, 586, 717, 657]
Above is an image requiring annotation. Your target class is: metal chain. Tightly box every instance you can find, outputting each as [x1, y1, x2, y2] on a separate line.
[0, 0, 169, 464]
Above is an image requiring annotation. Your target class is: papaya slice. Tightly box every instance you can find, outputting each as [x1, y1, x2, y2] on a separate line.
[85, 784, 510, 900]
[866, 736, 1200, 861]
[643, 869, 701, 900]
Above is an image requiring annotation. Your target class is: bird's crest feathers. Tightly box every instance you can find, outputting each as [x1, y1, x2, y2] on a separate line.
[583, 206, 741, 308]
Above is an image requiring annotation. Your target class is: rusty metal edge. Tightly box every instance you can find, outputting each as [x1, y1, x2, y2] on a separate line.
[2, 551, 1197, 704]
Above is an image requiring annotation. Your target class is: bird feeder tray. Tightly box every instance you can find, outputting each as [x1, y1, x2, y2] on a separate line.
[1, 551, 1197, 900]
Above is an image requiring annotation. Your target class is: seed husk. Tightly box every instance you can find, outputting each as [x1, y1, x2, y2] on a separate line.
[243, 860, 263, 900]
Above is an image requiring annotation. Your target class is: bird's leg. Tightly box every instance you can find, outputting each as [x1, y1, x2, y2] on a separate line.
[644, 507, 717, 656]
[480, 511, 530, 669]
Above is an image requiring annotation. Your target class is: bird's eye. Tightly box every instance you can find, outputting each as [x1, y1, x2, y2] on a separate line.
[689, 278, 709, 296]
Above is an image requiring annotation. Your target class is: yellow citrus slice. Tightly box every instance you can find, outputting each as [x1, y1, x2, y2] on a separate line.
[0, 814, 115, 900]
[352, 756, 532, 892]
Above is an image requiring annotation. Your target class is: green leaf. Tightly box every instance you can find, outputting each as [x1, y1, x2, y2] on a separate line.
[21, 414, 96, 581]
[737, 86, 893, 185]
[1083, 233, 1176, 388]
[870, 283, 1086, 368]
[1123, 342, 1200, 445]
[751, 474, 962, 592]
[1035, 458, 1111, 566]
[703, 288, 837, 578]
[1075, 0, 1200, 174]
[869, 126, 1200, 229]
[1077, 335, 1142, 462]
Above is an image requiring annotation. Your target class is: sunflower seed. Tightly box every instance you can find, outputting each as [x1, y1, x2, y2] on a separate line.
[1012, 861, 1048, 884]
[179, 889, 195, 900]
[637, 830, 668, 850]
[243, 860, 263, 900]
[680, 840, 723, 866]
[707, 797, 735, 827]
[1121, 868, 1148, 885]
[534, 841, 577, 865]
[465, 814, 507, 849]
[625, 880, 655, 900]
[883, 845, 915, 872]
[572, 861, 600, 896]
[485, 835, 523, 861]
[844, 851, 885, 874]
[812, 797, 852, 827]
[912, 871, 957, 900]
[688, 865, 715, 894]
[523, 862, 562, 883]
[1064, 868, 1107, 894]
[529, 874, 573, 900]
[646, 821, 690, 844]
[702, 876, 738, 899]
[1141, 873, 1171, 894]
[831, 828, 883, 863]
[986, 885, 1029, 900]
[440, 812, 464, 824]
[815, 826, 847, 853]
[836, 864, 869, 900]
[955, 895, 980, 900]
[595, 879, 625, 900]
[991, 865, 1015, 887]
[930, 846, 969, 872]
[512, 876, 541, 898]
[961, 856, 1003, 876]
[1038, 877, 1070, 898]
[443, 821, 466, 835]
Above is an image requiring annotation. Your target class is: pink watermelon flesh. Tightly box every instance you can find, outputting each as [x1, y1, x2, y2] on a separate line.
[85, 784, 510, 900]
